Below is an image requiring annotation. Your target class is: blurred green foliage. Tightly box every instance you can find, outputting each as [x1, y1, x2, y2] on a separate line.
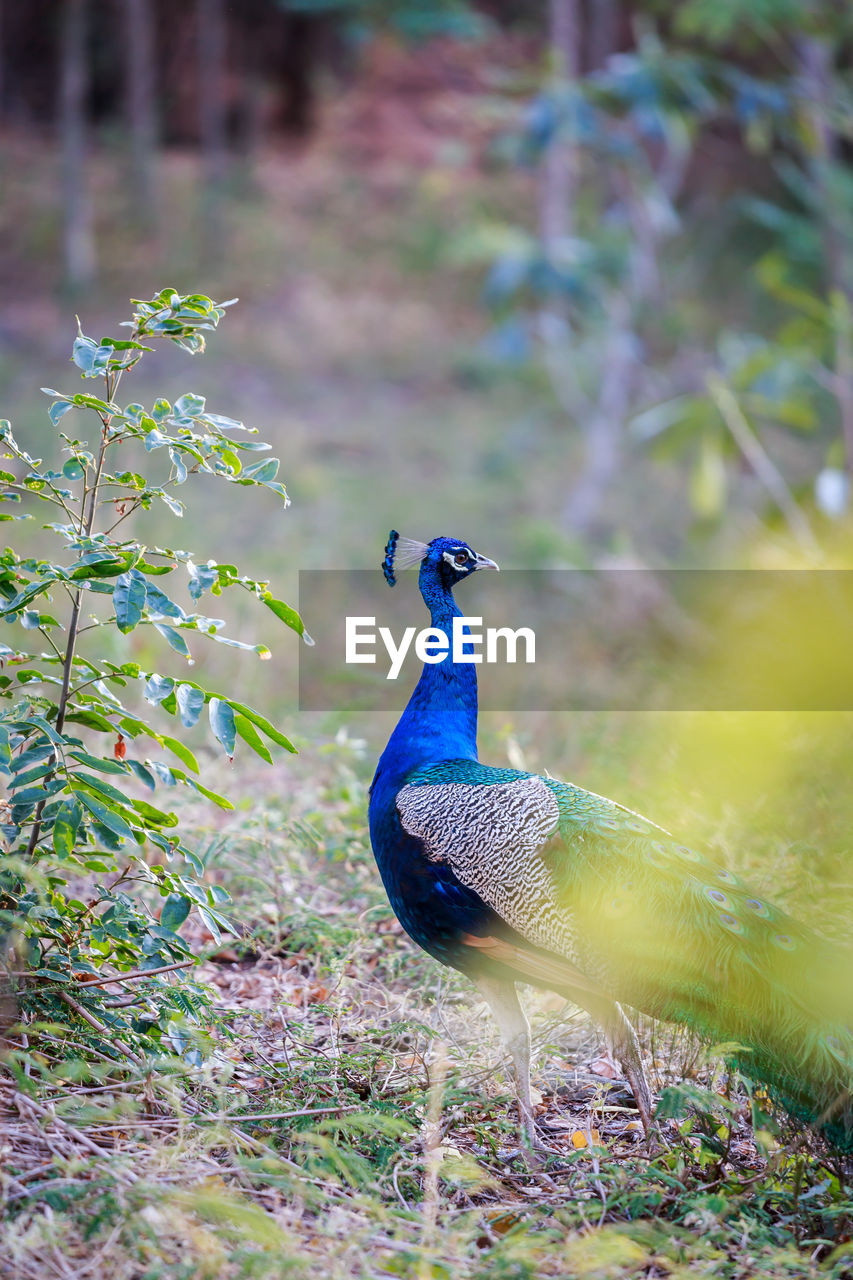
[472, 2, 853, 540]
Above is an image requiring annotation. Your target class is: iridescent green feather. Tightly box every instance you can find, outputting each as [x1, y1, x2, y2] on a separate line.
[542, 778, 853, 1150]
[405, 759, 853, 1149]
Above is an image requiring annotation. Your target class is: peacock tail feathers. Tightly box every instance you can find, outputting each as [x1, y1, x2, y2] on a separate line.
[399, 758, 853, 1149]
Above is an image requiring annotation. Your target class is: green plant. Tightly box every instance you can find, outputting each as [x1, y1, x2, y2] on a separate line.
[0, 288, 305, 1071]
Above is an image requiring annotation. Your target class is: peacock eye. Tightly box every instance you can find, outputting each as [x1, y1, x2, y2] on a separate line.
[454, 551, 469, 566]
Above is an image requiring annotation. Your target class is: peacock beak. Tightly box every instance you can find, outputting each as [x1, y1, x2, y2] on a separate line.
[474, 553, 499, 571]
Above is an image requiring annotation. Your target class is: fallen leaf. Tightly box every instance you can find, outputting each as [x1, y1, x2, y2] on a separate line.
[483, 1210, 522, 1236]
[587, 1056, 619, 1080]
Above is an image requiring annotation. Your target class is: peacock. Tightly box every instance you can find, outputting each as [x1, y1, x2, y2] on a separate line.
[367, 532, 853, 1152]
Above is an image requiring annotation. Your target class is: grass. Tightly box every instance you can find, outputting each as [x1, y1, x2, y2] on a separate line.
[2, 726, 852, 1279]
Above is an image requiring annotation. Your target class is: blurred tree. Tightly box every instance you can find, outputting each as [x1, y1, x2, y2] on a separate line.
[122, 0, 159, 233]
[197, 0, 227, 256]
[540, 0, 580, 250]
[0, 0, 5, 121]
[587, 0, 620, 71]
[60, 0, 95, 290]
[635, 2, 853, 540]
[796, 34, 853, 488]
[468, 28, 701, 541]
[465, 1, 853, 548]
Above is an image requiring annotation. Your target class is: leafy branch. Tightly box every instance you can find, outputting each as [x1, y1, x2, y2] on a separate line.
[0, 288, 306, 1070]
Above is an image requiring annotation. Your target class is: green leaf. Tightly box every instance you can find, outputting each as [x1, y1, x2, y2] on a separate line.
[227, 700, 296, 753]
[186, 778, 234, 810]
[234, 713, 273, 765]
[208, 697, 236, 756]
[207, 632, 271, 659]
[10, 742, 54, 774]
[160, 893, 192, 933]
[69, 554, 130, 580]
[71, 770, 132, 808]
[100, 337, 153, 353]
[127, 759, 156, 790]
[145, 428, 169, 451]
[131, 798, 178, 827]
[71, 393, 121, 415]
[113, 571, 146, 634]
[52, 799, 83, 858]
[161, 735, 199, 774]
[176, 683, 205, 728]
[77, 791, 135, 841]
[174, 393, 205, 418]
[205, 412, 245, 431]
[72, 331, 112, 377]
[145, 673, 175, 705]
[68, 750, 128, 775]
[242, 458, 279, 483]
[136, 558, 177, 577]
[197, 906, 222, 944]
[158, 491, 184, 517]
[261, 591, 306, 638]
[12, 782, 64, 813]
[47, 399, 75, 428]
[169, 448, 188, 484]
[64, 708, 115, 733]
[143, 581, 184, 620]
[91, 819, 126, 852]
[154, 624, 191, 659]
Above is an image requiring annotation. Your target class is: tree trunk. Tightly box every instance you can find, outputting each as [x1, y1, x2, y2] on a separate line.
[561, 294, 635, 536]
[280, 13, 316, 136]
[122, 0, 158, 231]
[0, 0, 5, 122]
[197, 0, 227, 257]
[587, 0, 618, 72]
[541, 0, 626, 540]
[60, 0, 95, 291]
[539, 0, 580, 250]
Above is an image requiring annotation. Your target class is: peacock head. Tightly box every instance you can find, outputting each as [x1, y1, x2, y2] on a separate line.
[382, 531, 499, 589]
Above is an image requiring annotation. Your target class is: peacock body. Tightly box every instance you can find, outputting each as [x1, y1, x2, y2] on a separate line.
[368, 533, 853, 1150]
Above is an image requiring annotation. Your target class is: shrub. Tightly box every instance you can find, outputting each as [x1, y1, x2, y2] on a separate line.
[0, 288, 305, 1073]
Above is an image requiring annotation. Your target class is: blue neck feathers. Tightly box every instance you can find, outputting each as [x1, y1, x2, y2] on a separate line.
[375, 565, 478, 784]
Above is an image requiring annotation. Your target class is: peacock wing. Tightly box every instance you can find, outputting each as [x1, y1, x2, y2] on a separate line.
[397, 760, 572, 954]
[396, 759, 620, 1002]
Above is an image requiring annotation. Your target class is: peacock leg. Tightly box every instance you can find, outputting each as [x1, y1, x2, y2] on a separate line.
[601, 1003, 654, 1139]
[563, 987, 654, 1137]
[472, 973, 538, 1149]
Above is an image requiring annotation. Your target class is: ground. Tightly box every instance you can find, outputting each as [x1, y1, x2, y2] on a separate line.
[2, 735, 852, 1280]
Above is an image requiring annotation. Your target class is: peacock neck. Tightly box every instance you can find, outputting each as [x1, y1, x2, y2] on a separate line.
[376, 572, 478, 783]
